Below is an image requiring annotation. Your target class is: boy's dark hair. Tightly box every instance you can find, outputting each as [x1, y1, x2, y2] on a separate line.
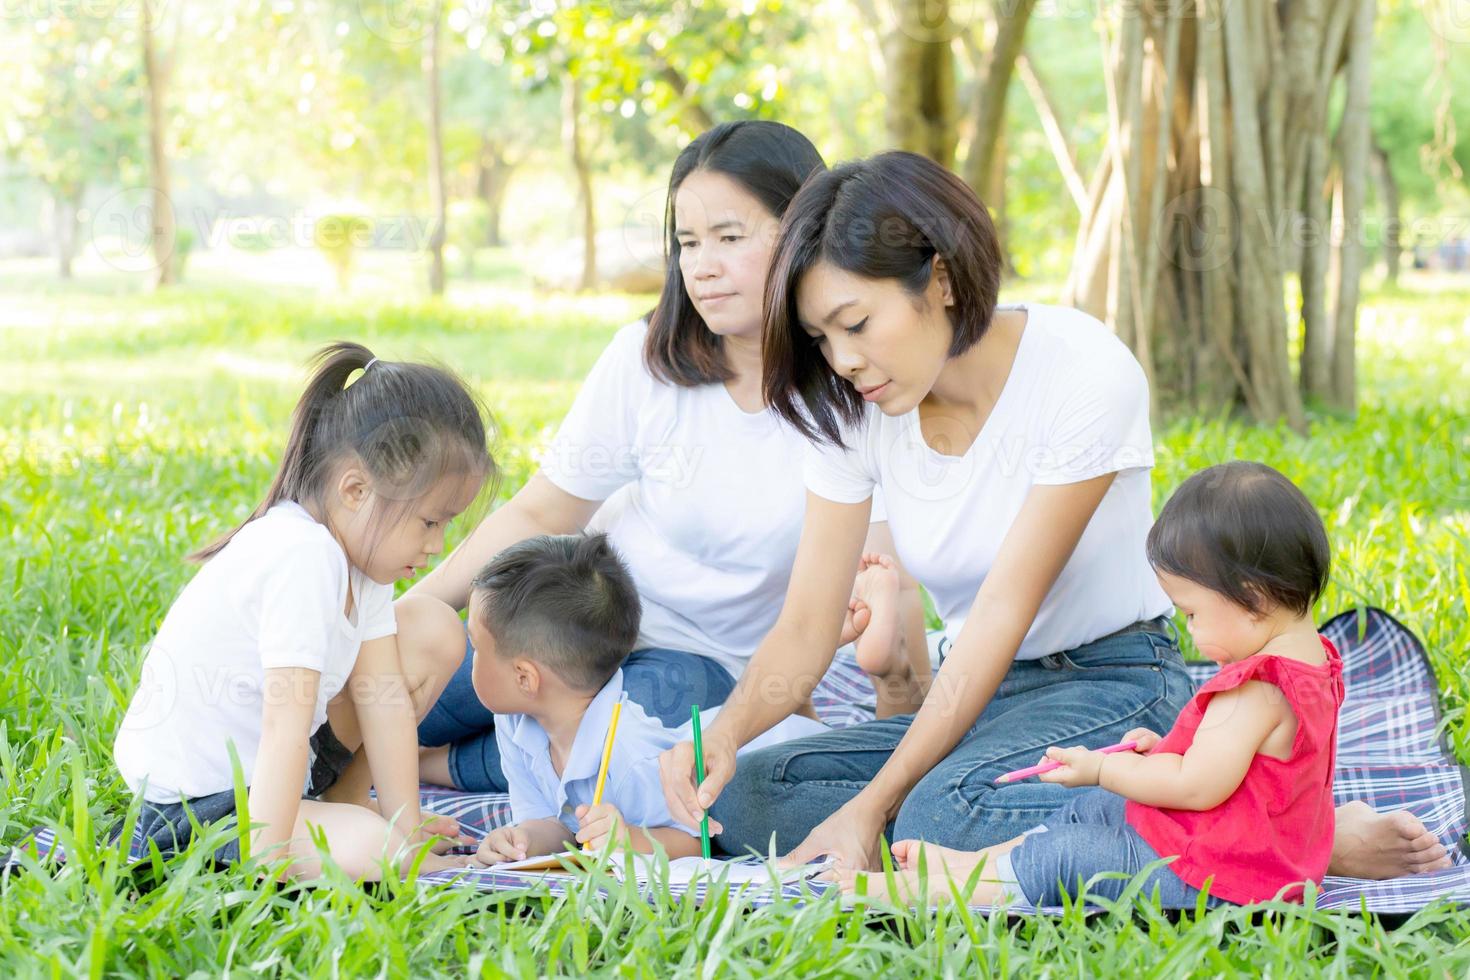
[762, 151, 1004, 446]
[190, 342, 494, 562]
[645, 120, 827, 387]
[1147, 461, 1330, 617]
[470, 533, 641, 692]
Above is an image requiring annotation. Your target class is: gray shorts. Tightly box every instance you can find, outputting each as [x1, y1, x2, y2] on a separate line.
[131, 720, 354, 864]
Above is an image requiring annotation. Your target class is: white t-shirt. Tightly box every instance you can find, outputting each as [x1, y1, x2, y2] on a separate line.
[114, 502, 398, 803]
[804, 303, 1171, 660]
[540, 320, 884, 680]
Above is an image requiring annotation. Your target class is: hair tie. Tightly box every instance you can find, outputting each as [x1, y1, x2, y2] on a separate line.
[363, 357, 379, 372]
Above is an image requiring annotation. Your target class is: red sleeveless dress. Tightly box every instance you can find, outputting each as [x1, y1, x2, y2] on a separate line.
[1125, 637, 1344, 903]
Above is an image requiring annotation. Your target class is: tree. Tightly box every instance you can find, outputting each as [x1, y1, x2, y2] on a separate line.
[141, 0, 184, 287]
[3, 13, 144, 278]
[851, 0, 957, 165]
[497, 0, 807, 290]
[1064, 0, 1378, 425]
[426, 0, 448, 295]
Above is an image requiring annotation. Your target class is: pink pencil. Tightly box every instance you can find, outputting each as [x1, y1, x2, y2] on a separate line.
[994, 740, 1140, 784]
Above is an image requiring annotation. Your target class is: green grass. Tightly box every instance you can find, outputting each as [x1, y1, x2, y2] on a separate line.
[3, 260, 1470, 974]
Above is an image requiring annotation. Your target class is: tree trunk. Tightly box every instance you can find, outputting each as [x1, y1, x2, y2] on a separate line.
[961, 0, 1037, 196]
[883, 0, 957, 166]
[51, 189, 81, 279]
[141, 0, 176, 288]
[1017, 53, 1087, 214]
[425, 0, 447, 296]
[1067, 0, 1374, 429]
[1369, 138, 1400, 285]
[476, 135, 515, 248]
[563, 73, 597, 292]
[1328, 0, 1373, 412]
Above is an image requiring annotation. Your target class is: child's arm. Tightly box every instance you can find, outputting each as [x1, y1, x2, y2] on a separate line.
[574, 802, 703, 858]
[475, 818, 573, 864]
[1040, 682, 1288, 811]
[351, 634, 428, 844]
[249, 667, 318, 869]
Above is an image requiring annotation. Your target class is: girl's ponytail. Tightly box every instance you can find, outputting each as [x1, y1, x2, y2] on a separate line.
[188, 343, 382, 562]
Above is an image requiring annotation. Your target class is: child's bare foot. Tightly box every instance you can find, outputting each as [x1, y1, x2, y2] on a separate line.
[850, 553, 903, 678]
[891, 839, 982, 876]
[418, 813, 474, 854]
[1330, 801, 1452, 878]
[414, 850, 475, 874]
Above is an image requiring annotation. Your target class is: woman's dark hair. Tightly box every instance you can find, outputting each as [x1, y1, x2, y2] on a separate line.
[470, 533, 641, 692]
[1147, 461, 1330, 618]
[762, 151, 1004, 445]
[190, 341, 494, 562]
[644, 120, 826, 386]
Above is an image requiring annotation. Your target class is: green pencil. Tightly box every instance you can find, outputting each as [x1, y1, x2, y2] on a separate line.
[691, 704, 711, 860]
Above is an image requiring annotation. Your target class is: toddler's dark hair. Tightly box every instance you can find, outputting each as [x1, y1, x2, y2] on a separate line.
[1147, 461, 1330, 617]
[470, 533, 641, 692]
[190, 341, 494, 562]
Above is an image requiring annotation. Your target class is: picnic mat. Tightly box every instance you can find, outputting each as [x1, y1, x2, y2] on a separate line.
[9, 607, 1469, 914]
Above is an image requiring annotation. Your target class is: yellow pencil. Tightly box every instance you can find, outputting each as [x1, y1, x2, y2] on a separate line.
[584, 696, 624, 851]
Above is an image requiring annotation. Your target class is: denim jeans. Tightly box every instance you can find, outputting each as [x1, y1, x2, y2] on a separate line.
[1007, 787, 1225, 908]
[417, 631, 738, 792]
[710, 619, 1193, 855]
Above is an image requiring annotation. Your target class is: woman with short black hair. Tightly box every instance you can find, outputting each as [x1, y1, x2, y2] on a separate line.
[660, 150, 1195, 866]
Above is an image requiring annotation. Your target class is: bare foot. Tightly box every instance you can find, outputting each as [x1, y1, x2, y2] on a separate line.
[851, 553, 903, 677]
[415, 850, 475, 874]
[418, 813, 474, 854]
[1329, 801, 1453, 878]
[892, 839, 982, 876]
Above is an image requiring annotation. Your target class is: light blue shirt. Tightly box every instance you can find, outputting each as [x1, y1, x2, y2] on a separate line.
[495, 668, 831, 838]
[494, 669, 694, 836]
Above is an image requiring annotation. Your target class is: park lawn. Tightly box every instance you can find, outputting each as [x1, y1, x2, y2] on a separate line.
[1, 260, 1469, 975]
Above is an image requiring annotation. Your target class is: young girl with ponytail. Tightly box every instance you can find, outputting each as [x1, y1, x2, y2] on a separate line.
[114, 342, 493, 879]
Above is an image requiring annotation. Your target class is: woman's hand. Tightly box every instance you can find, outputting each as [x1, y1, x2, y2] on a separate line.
[782, 796, 889, 871]
[658, 733, 733, 833]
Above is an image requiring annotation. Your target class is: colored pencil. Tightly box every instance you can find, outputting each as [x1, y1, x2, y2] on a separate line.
[994, 739, 1141, 784]
[583, 696, 625, 851]
[691, 704, 711, 860]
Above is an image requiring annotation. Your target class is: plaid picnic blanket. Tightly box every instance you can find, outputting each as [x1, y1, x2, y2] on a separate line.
[410, 607, 1470, 913]
[10, 608, 1468, 914]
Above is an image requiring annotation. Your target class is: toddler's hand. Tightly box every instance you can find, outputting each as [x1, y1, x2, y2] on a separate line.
[1036, 745, 1104, 787]
[575, 802, 626, 852]
[1121, 727, 1162, 753]
[475, 824, 530, 865]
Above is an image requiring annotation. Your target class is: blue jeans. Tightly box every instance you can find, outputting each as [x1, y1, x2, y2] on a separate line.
[418, 632, 738, 792]
[710, 619, 1193, 854]
[1008, 787, 1225, 907]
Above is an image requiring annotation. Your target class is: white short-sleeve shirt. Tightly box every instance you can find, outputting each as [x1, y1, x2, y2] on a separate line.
[114, 502, 397, 803]
[539, 320, 883, 680]
[804, 303, 1171, 659]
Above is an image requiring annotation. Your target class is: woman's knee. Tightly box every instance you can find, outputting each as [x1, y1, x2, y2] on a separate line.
[394, 595, 467, 680]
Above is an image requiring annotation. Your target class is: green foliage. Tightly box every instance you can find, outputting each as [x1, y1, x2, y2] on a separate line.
[314, 214, 375, 291]
[2, 11, 146, 201]
[2, 269, 1469, 973]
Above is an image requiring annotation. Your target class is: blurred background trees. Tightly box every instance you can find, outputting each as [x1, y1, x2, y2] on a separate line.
[3, 0, 1468, 423]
